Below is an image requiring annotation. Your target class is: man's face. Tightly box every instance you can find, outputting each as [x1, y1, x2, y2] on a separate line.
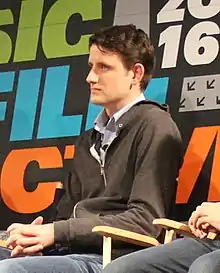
[86, 44, 134, 111]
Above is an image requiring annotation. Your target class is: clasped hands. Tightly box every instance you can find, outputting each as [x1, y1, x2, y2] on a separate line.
[5, 216, 54, 257]
[188, 202, 220, 238]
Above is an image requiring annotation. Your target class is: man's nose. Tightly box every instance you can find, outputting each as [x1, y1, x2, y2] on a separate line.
[86, 69, 99, 83]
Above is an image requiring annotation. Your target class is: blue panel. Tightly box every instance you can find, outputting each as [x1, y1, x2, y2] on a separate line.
[0, 72, 15, 92]
[37, 65, 83, 139]
[85, 102, 102, 131]
[0, 72, 15, 121]
[10, 69, 42, 141]
[0, 102, 7, 121]
[144, 77, 169, 103]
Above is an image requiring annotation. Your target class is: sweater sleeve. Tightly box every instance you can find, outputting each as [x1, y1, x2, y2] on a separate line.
[54, 110, 182, 248]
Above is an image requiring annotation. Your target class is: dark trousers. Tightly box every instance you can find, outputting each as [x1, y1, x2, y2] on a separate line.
[103, 237, 220, 273]
[0, 246, 102, 273]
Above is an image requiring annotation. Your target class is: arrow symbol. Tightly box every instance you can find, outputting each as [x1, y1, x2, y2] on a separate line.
[187, 81, 196, 91]
[197, 97, 205, 106]
[206, 79, 215, 89]
[180, 98, 185, 108]
[216, 96, 220, 105]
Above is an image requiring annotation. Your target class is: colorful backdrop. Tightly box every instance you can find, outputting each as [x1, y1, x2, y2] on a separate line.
[0, 0, 219, 228]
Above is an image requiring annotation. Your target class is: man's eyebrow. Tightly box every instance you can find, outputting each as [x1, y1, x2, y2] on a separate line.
[88, 61, 112, 68]
[97, 61, 112, 67]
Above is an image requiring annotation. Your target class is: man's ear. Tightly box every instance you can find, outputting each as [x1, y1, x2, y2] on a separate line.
[131, 63, 145, 86]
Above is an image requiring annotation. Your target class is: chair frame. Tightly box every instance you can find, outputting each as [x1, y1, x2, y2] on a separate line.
[92, 219, 217, 268]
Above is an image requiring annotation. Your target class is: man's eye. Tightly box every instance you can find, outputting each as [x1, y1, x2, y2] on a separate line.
[99, 64, 109, 70]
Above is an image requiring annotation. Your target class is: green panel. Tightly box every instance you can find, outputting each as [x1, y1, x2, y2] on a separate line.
[18, 0, 44, 27]
[0, 9, 14, 25]
[0, 9, 13, 64]
[14, 28, 41, 62]
[42, 0, 102, 58]
[13, 0, 44, 62]
[43, 0, 101, 26]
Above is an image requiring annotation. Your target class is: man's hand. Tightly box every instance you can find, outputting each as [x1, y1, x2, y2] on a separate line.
[188, 202, 220, 238]
[6, 217, 55, 257]
[6, 216, 44, 254]
[7, 216, 43, 234]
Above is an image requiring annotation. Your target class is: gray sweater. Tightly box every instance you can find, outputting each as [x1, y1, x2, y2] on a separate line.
[54, 101, 183, 256]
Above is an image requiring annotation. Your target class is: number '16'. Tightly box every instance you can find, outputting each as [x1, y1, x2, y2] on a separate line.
[157, 0, 220, 68]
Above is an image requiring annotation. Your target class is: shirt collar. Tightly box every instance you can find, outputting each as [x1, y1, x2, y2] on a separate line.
[94, 110, 109, 133]
[113, 93, 145, 123]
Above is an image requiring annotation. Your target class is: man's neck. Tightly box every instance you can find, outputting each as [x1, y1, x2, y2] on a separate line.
[105, 92, 143, 117]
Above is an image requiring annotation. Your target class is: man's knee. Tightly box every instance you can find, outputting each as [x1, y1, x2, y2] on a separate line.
[103, 246, 170, 273]
[103, 238, 205, 273]
[0, 259, 24, 273]
[189, 252, 220, 273]
[103, 254, 152, 273]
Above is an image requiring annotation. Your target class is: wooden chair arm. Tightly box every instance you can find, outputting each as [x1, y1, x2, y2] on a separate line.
[0, 239, 7, 248]
[153, 218, 217, 240]
[92, 226, 160, 247]
[93, 225, 160, 268]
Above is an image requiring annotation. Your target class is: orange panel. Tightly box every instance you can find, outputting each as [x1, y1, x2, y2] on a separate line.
[176, 126, 219, 203]
[64, 145, 75, 159]
[0, 147, 63, 213]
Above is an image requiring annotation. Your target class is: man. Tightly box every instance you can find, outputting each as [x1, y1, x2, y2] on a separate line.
[0, 24, 182, 273]
[103, 202, 220, 273]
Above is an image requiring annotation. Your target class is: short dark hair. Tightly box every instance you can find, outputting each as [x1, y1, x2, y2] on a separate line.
[89, 24, 155, 90]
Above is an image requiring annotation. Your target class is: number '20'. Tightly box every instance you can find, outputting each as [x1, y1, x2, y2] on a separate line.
[157, 0, 220, 68]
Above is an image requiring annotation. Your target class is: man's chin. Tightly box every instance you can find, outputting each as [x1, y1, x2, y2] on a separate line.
[90, 97, 105, 106]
